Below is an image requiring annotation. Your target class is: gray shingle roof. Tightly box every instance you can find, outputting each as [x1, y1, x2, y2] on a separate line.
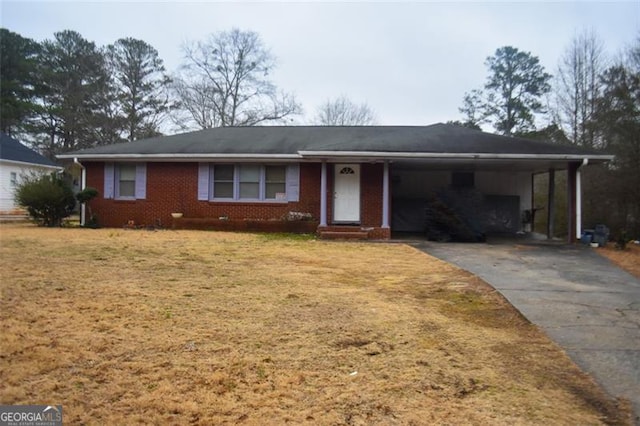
[0, 133, 59, 167]
[58, 123, 609, 159]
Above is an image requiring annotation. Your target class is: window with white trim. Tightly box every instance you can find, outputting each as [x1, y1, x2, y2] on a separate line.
[10, 172, 17, 187]
[208, 164, 291, 201]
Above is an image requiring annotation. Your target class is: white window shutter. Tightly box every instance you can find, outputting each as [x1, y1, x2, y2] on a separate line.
[135, 163, 147, 199]
[104, 163, 114, 199]
[197, 163, 210, 201]
[286, 164, 300, 202]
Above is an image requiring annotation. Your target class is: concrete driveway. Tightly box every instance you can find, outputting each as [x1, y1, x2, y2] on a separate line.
[411, 240, 640, 423]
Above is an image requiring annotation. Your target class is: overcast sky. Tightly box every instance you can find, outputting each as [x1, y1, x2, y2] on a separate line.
[2, 1, 639, 130]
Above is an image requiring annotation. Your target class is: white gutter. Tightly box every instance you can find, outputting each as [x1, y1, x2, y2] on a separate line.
[74, 158, 86, 226]
[57, 153, 302, 161]
[298, 151, 614, 161]
[576, 158, 588, 240]
[57, 151, 614, 163]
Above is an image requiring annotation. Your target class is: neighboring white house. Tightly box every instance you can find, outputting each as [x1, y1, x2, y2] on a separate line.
[0, 132, 61, 214]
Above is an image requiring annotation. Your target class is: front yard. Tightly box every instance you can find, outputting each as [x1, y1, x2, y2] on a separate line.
[0, 225, 631, 424]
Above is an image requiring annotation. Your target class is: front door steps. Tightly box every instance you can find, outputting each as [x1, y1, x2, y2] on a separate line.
[317, 225, 372, 240]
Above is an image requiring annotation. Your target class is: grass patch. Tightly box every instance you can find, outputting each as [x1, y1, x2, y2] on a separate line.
[0, 224, 631, 425]
[257, 232, 317, 242]
[598, 243, 640, 279]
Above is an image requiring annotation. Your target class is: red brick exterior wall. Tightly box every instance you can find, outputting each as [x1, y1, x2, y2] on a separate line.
[84, 161, 390, 238]
[360, 163, 384, 230]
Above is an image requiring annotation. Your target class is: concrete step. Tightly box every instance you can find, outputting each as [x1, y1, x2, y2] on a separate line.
[0, 214, 30, 223]
[319, 231, 370, 240]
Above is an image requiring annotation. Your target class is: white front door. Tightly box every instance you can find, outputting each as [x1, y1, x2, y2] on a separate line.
[333, 164, 361, 223]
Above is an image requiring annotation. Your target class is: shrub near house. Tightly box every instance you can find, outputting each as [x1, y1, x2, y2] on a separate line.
[14, 173, 75, 226]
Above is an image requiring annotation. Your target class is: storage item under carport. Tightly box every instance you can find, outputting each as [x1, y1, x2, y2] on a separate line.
[593, 224, 610, 247]
[581, 224, 609, 247]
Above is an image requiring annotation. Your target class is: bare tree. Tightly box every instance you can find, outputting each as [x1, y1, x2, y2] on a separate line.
[314, 96, 377, 125]
[552, 29, 607, 148]
[174, 28, 301, 129]
[458, 89, 485, 129]
[171, 77, 221, 130]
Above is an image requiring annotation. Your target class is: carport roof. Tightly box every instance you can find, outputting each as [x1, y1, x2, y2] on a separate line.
[58, 123, 613, 163]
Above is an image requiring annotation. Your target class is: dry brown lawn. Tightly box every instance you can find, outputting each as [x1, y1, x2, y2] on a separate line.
[598, 243, 640, 279]
[0, 225, 632, 425]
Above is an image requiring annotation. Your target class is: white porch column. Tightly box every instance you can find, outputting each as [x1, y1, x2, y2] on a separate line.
[547, 169, 555, 239]
[576, 159, 588, 240]
[81, 166, 86, 226]
[320, 161, 327, 227]
[382, 161, 390, 228]
[75, 158, 86, 226]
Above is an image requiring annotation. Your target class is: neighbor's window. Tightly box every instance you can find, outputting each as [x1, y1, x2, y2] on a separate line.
[265, 166, 286, 199]
[213, 165, 234, 199]
[9, 172, 17, 187]
[117, 164, 136, 198]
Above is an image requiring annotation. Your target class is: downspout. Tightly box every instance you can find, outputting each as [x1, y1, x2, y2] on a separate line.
[74, 158, 86, 226]
[576, 158, 588, 240]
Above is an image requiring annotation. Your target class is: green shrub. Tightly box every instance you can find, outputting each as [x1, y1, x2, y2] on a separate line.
[15, 173, 76, 227]
[75, 187, 98, 204]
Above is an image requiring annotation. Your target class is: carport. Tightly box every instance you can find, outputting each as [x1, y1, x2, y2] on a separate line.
[389, 154, 606, 242]
[302, 125, 612, 241]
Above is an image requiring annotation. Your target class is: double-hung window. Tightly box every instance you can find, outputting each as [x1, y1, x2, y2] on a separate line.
[213, 165, 234, 199]
[204, 164, 296, 202]
[103, 162, 147, 200]
[117, 164, 137, 198]
[239, 165, 261, 199]
[265, 166, 286, 200]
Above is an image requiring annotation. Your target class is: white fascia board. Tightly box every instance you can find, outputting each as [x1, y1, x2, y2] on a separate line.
[297, 151, 614, 161]
[57, 151, 614, 163]
[57, 153, 302, 162]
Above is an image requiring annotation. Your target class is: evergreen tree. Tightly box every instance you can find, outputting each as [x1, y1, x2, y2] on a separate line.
[460, 46, 552, 136]
[32, 30, 109, 157]
[107, 38, 171, 141]
[0, 29, 41, 135]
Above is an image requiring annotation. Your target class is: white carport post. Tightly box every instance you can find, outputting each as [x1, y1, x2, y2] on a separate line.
[576, 159, 588, 240]
[382, 160, 390, 229]
[74, 158, 86, 226]
[320, 161, 328, 227]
